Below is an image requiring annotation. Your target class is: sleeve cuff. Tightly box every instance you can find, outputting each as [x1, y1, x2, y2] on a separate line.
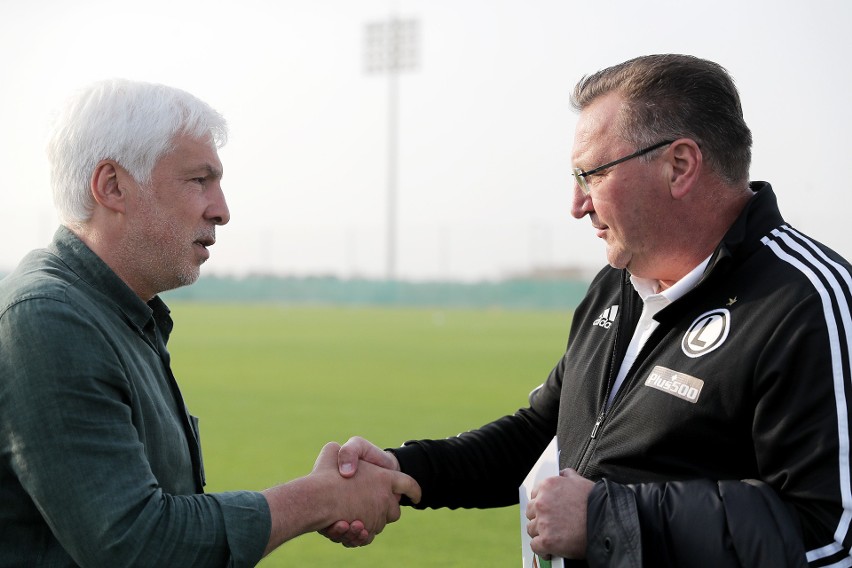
[209, 491, 271, 568]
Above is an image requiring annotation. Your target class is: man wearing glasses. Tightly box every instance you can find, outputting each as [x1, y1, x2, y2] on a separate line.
[332, 54, 850, 566]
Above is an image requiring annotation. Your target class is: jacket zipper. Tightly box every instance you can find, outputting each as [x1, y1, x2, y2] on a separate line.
[591, 322, 620, 440]
[575, 274, 628, 472]
[591, 411, 605, 439]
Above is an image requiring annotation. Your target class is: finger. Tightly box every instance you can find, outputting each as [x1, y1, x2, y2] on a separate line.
[530, 537, 552, 560]
[525, 499, 536, 521]
[344, 521, 371, 547]
[390, 471, 422, 504]
[345, 530, 375, 548]
[531, 480, 544, 499]
[313, 441, 342, 472]
[527, 519, 538, 538]
[319, 520, 351, 542]
[327, 521, 372, 548]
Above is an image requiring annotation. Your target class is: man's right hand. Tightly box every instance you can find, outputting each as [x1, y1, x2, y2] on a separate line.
[312, 442, 418, 535]
[337, 436, 401, 477]
[262, 441, 420, 556]
[319, 437, 409, 548]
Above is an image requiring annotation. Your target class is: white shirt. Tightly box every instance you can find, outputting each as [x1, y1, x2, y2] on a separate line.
[606, 256, 712, 408]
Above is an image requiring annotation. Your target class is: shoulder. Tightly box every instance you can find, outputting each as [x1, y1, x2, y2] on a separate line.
[757, 225, 852, 298]
[0, 249, 81, 315]
[0, 253, 115, 365]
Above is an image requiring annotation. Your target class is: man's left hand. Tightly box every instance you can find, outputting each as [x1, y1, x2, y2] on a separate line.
[526, 468, 594, 559]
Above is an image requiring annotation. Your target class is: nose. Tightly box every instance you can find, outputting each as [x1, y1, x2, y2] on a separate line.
[206, 183, 231, 226]
[570, 184, 592, 219]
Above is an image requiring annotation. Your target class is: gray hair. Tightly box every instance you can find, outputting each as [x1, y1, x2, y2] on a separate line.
[571, 54, 752, 186]
[46, 79, 228, 225]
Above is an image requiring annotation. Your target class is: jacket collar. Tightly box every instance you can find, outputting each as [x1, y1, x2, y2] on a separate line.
[48, 225, 173, 339]
[703, 181, 785, 279]
[649, 182, 785, 326]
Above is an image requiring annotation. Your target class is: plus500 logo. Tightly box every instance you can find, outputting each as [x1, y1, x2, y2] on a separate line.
[644, 367, 704, 404]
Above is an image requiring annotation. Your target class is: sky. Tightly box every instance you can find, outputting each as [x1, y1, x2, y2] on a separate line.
[1, 0, 851, 282]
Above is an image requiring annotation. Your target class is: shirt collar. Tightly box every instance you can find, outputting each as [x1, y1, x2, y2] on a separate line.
[49, 226, 171, 335]
[630, 255, 712, 304]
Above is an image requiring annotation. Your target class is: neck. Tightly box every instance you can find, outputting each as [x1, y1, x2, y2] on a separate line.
[68, 223, 155, 301]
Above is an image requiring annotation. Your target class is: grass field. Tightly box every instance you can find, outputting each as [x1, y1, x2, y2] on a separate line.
[166, 303, 572, 567]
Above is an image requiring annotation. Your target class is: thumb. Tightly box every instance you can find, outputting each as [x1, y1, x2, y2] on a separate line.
[338, 436, 398, 478]
[391, 471, 422, 505]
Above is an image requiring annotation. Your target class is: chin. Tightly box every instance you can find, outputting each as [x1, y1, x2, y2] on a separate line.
[606, 252, 630, 271]
[176, 267, 201, 288]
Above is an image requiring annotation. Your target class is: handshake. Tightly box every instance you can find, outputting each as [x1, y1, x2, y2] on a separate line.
[262, 434, 594, 561]
[262, 436, 419, 554]
[318, 436, 416, 547]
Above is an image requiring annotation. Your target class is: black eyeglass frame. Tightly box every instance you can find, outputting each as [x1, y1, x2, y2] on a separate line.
[572, 139, 675, 195]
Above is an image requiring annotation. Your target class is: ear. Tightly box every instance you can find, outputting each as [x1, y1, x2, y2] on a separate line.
[667, 138, 702, 200]
[90, 160, 129, 214]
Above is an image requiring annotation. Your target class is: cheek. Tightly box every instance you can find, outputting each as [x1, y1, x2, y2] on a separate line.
[604, 207, 643, 247]
[141, 208, 184, 248]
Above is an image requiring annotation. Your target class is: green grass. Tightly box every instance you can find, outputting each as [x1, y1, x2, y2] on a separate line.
[167, 303, 571, 567]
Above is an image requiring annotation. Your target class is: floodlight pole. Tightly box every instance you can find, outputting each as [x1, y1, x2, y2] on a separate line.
[364, 17, 419, 281]
[386, 56, 400, 282]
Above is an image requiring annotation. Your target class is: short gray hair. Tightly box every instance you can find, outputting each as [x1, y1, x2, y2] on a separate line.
[571, 54, 752, 186]
[46, 79, 228, 225]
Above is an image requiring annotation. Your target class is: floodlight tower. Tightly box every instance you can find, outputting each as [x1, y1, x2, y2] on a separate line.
[364, 16, 420, 281]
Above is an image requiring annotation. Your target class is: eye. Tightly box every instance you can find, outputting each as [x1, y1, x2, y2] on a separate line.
[586, 171, 608, 185]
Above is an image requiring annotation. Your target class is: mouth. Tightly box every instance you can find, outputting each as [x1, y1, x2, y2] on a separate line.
[193, 235, 215, 260]
[591, 220, 608, 239]
[194, 236, 215, 249]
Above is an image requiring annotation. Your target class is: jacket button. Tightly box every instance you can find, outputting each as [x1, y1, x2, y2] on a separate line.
[603, 537, 613, 552]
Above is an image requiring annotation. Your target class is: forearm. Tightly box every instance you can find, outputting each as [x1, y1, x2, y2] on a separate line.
[17, 485, 269, 567]
[393, 407, 554, 509]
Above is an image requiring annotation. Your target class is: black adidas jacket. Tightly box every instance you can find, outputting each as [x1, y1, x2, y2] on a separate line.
[393, 182, 851, 567]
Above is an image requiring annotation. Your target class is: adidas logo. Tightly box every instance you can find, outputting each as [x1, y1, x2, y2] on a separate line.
[592, 305, 619, 329]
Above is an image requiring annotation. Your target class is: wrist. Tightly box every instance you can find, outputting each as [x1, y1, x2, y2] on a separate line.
[262, 474, 338, 550]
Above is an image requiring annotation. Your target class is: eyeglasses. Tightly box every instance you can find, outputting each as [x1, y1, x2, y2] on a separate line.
[572, 140, 675, 195]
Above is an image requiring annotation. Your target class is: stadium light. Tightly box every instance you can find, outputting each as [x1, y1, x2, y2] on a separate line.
[364, 16, 420, 281]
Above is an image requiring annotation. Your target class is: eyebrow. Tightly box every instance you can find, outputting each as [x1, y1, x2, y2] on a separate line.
[186, 164, 223, 179]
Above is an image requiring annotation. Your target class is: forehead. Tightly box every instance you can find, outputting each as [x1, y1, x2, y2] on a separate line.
[157, 133, 222, 174]
[572, 92, 626, 164]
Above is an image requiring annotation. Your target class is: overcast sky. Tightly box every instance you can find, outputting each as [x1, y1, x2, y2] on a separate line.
[2, 0, 851, 282]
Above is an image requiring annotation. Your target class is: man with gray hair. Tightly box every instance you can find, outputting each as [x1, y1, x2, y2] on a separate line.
[335, 54, 852, 566]
[0, 79, 420, 567]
